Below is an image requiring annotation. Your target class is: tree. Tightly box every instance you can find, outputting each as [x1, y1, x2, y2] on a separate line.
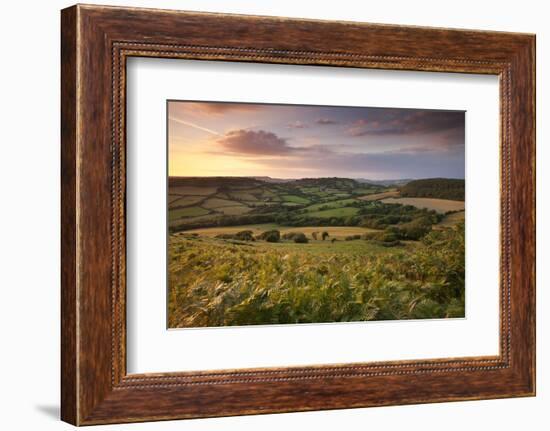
[322, 231, 329, 241]
[311, 231, 318, 240]
[258, 230, 280, 243]
[292, 233, 308, 243]
[234, 230, 255, 241]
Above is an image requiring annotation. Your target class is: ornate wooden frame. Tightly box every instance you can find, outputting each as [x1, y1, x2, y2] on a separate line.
[61, 4, 535, 425]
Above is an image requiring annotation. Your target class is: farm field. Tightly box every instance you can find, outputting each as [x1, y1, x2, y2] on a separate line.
[184, 224, 380, 239]
[380, 197, 465, 213]
[168, 206, 210, 221]
[167, 176, 385, 228]
[357, 190, 399, 201]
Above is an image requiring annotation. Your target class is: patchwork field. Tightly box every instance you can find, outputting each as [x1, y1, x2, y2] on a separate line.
[357, 190, 400, 201]
[168, 206, 210, 221]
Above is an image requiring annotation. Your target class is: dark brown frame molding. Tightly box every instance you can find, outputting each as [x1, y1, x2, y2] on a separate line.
[61, 4, 535, 425]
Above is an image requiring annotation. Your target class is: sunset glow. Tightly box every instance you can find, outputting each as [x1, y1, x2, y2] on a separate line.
[168, 101, 465, 180]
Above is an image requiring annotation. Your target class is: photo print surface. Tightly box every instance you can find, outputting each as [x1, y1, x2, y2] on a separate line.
[167, 101, 465, 328]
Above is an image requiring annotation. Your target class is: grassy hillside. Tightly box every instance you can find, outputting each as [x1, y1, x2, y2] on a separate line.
[169, 224, 465, 327]
[399, 178, 465, 201]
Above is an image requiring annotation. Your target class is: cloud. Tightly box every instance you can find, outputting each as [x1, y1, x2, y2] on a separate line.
[346, 110, 464, 138]
[168, 116, 222, 136]
[244, 148, 464, 179]
[287, 121, 308, 129]
[316, 118, 339, 125]
[216, 129, 299, 156]
[169, 101, 263, 117]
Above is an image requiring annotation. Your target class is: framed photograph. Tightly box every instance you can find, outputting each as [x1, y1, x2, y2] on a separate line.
[61, 4, 536, 425]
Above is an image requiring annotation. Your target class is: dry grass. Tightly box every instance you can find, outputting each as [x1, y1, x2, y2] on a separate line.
[381, 197, 465, 214]
[168, 224, 465, 328]
[168, 186, 217, 196]
[357, 190, 400, 201]
[436, 211, 465, 229]
[183, 224, 380, 239]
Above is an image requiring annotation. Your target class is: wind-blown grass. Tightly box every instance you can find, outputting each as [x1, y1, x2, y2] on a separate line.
[168, 223, 465, 328]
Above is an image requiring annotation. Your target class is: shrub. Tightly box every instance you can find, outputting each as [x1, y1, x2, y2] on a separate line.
[387, 217, 432, 240]
[234, 230, 254, 241]
[281, 231, 308, 243]
[258, 230, 280, 243]
[292, 232, 309, 243]
[399, 178, 465, 201]
[363, 231, 401, 247]
[282, 232, 296, 240]
[215, 230, 255, 241]
[378, 240, 401, 247]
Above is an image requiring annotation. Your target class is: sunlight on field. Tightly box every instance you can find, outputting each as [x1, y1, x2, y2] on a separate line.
[307, 207, 360, 218]
[182, 224, 380, 239]
[357, 190, 400, 201]
[381, 197, 465, 213]
[436, 210, 465, 228]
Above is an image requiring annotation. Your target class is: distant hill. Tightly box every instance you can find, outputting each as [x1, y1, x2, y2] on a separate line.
[399, 178, 465, 201]
[290, 177, 361, 188]
[169, 176, 370, 190]
[356, 178, 414, 187]
[169, 176, 264, 188]
[251, 176, 294, 183]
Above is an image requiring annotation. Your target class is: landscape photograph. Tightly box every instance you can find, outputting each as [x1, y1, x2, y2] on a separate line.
[167, 101, 465, 328]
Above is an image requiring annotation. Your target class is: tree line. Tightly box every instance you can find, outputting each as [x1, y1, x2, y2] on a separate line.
[399, 178, 465, 201]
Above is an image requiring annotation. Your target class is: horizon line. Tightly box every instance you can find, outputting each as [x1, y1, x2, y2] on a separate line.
[167, 175, 465, 180]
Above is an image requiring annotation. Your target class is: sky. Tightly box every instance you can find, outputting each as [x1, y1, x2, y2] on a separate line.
[168, 101, 465, 180]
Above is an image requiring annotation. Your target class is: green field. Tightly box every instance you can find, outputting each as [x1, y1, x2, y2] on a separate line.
[169, 206, 210, 221]
[281, 194, 310, 204]
[228, 190, 261, 201]
[202, 197, 242, 209]
[307, 207, 360, 218]
[216, 205, 252, 215]
[167, 176, 465, 328]
[169, 195, 205, 208]
[305, 198, 357, 212]
[169, 185, 217, 196]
